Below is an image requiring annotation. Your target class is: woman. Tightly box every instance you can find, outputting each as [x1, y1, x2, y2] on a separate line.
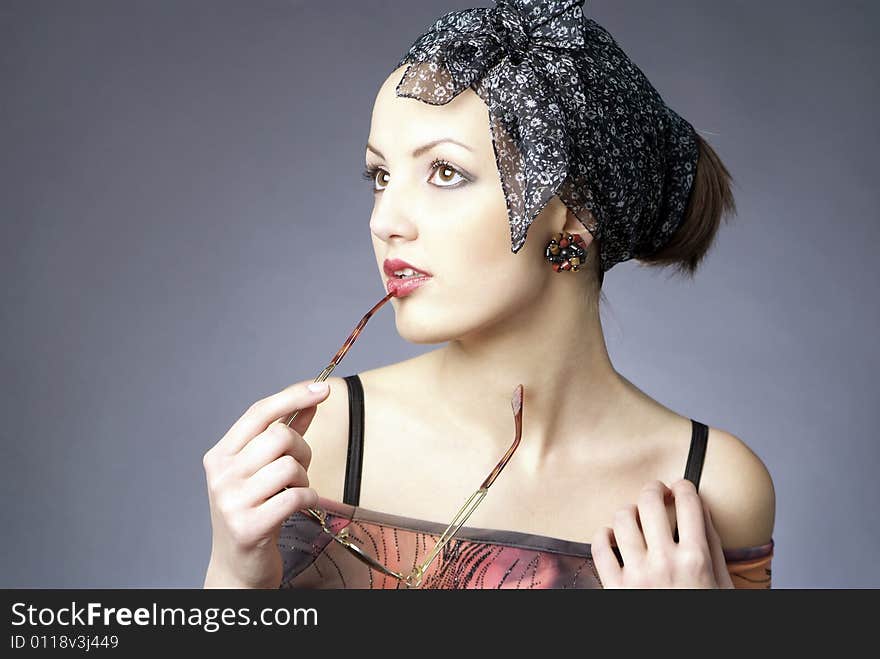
[203, 0, 775, 589]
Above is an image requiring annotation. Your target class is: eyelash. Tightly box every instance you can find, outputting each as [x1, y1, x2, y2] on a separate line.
[360, 158, 468, 192]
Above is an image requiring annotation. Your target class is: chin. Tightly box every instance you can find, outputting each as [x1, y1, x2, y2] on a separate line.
[392, 302, 459, 344]
[394, 306, 500, 346]
[394, 318, 452, 345]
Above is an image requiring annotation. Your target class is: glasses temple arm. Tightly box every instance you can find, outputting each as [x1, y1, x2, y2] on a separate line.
[415, 384, 524, 578]
[284, 290, 395, 427]
[416, 488, 488, 576]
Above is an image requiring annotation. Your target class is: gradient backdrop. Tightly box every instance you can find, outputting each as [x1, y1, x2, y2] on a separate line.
[2, 0, 878, 588]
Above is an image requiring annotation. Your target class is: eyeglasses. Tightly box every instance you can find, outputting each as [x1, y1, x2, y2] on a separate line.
[281, 290, 524, 589]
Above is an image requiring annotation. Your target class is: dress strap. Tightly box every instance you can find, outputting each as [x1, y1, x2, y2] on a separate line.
[683, 418, 709, 492]
[672, 419, 709, 543]
[342, 374, 365, 506]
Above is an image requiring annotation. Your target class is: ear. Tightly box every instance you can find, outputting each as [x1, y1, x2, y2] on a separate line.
[560, 207, 597, 249]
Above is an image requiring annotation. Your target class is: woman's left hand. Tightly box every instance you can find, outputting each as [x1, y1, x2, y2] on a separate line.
[590, 478, 735, 589]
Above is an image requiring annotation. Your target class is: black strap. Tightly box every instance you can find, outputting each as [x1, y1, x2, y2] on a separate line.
[672, 418, 709, 543]
[683, 418, 709, 492]
[342, 374, 365, 506]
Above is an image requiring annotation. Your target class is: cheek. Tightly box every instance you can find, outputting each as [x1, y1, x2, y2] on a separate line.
[437, 182, 511, 252]
[425, 195, 510, 282]
[433, 183, 547, 284]
[430, 225, 544, 311]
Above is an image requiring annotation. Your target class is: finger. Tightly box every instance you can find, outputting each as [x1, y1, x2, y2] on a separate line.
[703, 498, 734, 588]
[670, 478, 707, 547]
[216, 381, 330, 455]
[278, 402, 320, 439]
[236, 421, 312, 478]
[242, 454, 310, 506]
[612, 504, 647, 565]
[636, 480, 676, 552]
[590, 526, 622, 588]
[252, 486, 319, 538]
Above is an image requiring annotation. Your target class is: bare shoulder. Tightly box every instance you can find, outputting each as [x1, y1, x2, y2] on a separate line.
[297, 375, 353, 503]
[298, 357, 418, 502]
[697, 426, 776, 549]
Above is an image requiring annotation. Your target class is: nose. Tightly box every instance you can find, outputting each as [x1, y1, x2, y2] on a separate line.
[368, 180, 420, 244]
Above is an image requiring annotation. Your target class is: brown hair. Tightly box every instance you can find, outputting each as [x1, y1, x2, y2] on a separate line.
[635, 131, 737, 278]
[589, 133, 733, 306]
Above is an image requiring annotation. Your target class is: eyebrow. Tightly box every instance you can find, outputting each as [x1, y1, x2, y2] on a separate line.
[365, 137, 474, 160]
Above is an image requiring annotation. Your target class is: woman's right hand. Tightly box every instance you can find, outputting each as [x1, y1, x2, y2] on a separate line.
[202, 380, 331, 588]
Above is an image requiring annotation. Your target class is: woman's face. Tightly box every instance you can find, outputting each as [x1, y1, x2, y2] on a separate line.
[366, 65, 577, 344]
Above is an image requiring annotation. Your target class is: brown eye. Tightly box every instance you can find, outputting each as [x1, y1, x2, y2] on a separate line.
[374, 170, 390, 190]
[362, 166, 389, 191]
[437, 165, 456, 182]
[429, 159, 466, 187]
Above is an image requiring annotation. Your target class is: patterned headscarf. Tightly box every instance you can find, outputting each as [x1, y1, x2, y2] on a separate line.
[392, 0, 699, 274]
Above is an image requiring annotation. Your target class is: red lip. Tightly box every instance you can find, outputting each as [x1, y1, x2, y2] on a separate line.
[386, 274, 431, 297]
[383, 258, 433, 298]
[383, 258, 432, 278]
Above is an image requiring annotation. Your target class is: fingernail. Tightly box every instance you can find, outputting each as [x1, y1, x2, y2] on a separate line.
[308, 382, 328, 393]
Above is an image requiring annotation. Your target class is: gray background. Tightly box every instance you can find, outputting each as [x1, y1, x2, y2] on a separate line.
[2, 0, 877, 588]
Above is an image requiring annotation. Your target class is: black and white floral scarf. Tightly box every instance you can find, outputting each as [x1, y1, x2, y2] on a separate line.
[393, 0, 699, 273]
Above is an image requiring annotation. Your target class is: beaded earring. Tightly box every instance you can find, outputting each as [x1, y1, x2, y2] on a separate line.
[544, 232, 588, 272]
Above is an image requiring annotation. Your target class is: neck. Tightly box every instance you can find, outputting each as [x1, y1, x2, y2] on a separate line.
[427, 279, 636, 473]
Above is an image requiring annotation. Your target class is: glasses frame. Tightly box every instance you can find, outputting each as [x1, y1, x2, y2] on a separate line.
[282, 289, 524, 589]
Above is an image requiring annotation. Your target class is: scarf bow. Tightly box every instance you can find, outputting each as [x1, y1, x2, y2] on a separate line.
[397, 1, 586, 99]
